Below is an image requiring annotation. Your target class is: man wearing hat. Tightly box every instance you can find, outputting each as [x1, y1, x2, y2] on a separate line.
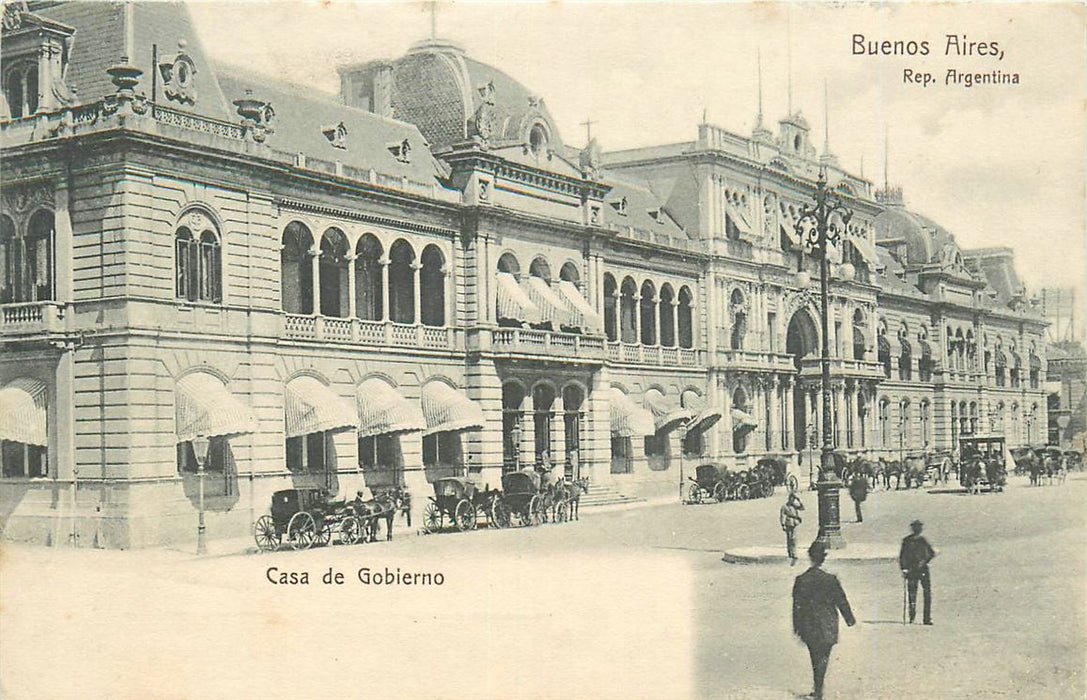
[899, 520, 937, 625]
[792, 540, 856, 699]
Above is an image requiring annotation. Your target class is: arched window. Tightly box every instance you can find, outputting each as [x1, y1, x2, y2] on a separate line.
[969, 402, 978, 436]
[529, 123, 548, 157]
[919, 400, 930, 448]
[24, 210, 54, 302]
[281, 222, 313, 314]
[852, 309, 866, 360]
[502, 383, 526, 472]
[899, 399, 911, 447]
[950, 401, 959, 447]
[354, 234, 383, 321]
[175, 221, 219, 304]
[0, 215, 16, 304]
[878, 329, 891, 378]
[3, 62, 39, 119]
[532, 384, 556, 466]
[639, 280, 657, 346]
[659, 284, 675, 347]
[677, 286, 694, 349]
[1029, 346, 1041, 389]
[529, 257, 551, 282]
[1010, 353, 1022, 389]
[994, 348, 1007, 387]
[919, 338, 934, 382]
[958, 401, 968, 439]
[562, 385, 584, 479]
[603, 273, 618, 342]
[955, 329, 965, 372]
[856, 392, 868, 447]
[1010, 402, 1020, 444]
[730, 289, 746, 350]
[898, 328, 912, 380]
[388, 239, 415, 324]
[996, 401, 1006, 434]
[419, 245, 445, 327]
[965, 330, 976, 373]
[559, 262, 580, 284]
[619, 277, 637, 343]
[318, 228, 349, 317]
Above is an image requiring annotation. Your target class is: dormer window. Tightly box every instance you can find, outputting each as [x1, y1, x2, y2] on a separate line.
[388, 138, 411, 163]
[322, 122, 348, 149]
[648, 208, 664, 224]
[793, 134, 801, 151]
[610, 197, 628, 216]
[528, 122, 548, 156]
[2, 61, 38, 118]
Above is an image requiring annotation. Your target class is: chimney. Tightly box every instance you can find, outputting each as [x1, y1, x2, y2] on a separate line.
[372, 62, 394, 118]
[340, 61, 394, 118]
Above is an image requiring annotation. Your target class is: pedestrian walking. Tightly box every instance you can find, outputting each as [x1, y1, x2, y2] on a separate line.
[792, 541, 856, 700]
[779, 489, 804, 565]
[848, 473, 868, 523]
[898, 519, 937, 625]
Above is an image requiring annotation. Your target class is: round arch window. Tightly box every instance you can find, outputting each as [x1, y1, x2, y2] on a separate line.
[529, 124, 548, 156]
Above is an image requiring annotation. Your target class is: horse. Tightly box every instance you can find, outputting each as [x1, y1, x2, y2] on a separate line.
[352, 488, 404, 542]
[848, 456, 882, 490]
[1043, 452, 1066, 486]
[1027, 455, 1046, 486]
[559, 476, 590, 521]
[961, 458, 985, 494]
[985, 458, 1007, 492]
[1011, 447, 1038, 480]
[924, 452, 952, 486]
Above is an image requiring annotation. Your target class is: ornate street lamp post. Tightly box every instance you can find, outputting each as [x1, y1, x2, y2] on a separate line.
[795, 167, 854, 549]
[192, 434, 210, 555]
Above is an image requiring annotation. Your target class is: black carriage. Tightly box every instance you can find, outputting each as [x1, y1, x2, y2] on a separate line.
[252, 488, 367, 552]
[423, 476, 493, 533]
[491, 470, 545, 527]
[958, 435, 1007, 492]
[687, 464, 727, 503]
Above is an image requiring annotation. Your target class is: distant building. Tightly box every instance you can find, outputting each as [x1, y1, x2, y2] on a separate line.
[0, 2, 1048, 547]
[1046, 341, 1087, 449]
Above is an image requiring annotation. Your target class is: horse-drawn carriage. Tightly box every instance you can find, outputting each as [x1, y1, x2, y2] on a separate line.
[958, 435, 1007, 493]
[685, 460, 784, 504]
[687, 464, 728, 503]
[422, 476, 496, 533]
[252, 487, 402, 551]
[490, 470, 548, 527]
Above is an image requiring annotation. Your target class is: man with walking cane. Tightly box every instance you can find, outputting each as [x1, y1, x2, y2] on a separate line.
[899, 519, 936, 625]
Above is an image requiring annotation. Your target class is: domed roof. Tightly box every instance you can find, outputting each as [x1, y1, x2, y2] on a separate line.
[374, 39, 565, 153]
[874, 204, 960, 268]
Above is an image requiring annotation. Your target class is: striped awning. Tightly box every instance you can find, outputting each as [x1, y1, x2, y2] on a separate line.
[609, 388, 656, 437]
[725, 199, 753, 236]
[421, 382, 485, 436]
[557, 280, 604, 332]
[732, 408, 758, 432]
[644, 389, 694, 433]
[523, 276, 574, 327]
[285, 376, 358, 438]
[357, 378, 426, 438]
[0, 378, 48, 446]
[682, 390, 723, 435]
[496, 272, 542, 324]
[175, 372, 258, 443]
[848, 235, 883, 270]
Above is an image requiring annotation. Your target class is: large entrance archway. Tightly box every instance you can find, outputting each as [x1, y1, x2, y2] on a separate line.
[786, 309, 818, 451]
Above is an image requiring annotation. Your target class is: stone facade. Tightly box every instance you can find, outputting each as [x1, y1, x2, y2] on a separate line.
[0, 4, 1048, 547]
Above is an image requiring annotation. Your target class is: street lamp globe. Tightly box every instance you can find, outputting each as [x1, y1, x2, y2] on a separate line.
[839, 262, 856, 282]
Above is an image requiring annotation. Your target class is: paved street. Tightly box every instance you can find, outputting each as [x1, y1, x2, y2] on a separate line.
[1, 474, 1084, 700]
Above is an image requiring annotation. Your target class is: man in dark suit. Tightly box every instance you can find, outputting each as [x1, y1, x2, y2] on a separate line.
[792, 540, 856, 699]
[899, 519, 936, 625]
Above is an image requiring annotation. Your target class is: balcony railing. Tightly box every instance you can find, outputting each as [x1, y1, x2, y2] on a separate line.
[605, 341, 703, 367]
[715, 348, 796, 373]
[282, 314, 460, 350]
[799, 357, 886, 379]
[491, 328, 605, 361]
[0, 301, 67, 335]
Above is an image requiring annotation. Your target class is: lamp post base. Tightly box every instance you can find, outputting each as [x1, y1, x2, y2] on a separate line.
[816, 474, 846, 550]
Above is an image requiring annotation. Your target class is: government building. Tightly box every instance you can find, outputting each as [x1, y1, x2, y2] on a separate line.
[0, 2, 1049, 547]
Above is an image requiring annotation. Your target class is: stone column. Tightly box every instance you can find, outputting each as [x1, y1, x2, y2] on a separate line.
[652, 295, 661, 346]
[671, 299, 680, 348]
[309, 246, 321, 315]
[633, 293, 642, 344]
[442, 265, 453, 326]
[346, 253, 357, 319]
[768, 376, 781, 453]
[379, 258, 390, 321]
[411, 261, 422, 324]
[784, 378, 795, 451]
[835, 384, 847, 449]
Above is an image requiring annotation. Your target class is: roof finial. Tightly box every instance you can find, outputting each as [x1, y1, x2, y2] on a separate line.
[756, 48, 764, 128]
[860, 154, 865, 178]
[579, 117, 596, 146]
[787, 18, 793, 116]
[883, 125, 889, 191]
[823, 79, 830, 153]
[428, 1, 437, 40]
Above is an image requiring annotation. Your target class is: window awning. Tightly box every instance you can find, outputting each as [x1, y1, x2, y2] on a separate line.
[557, 280, 604, 332]
[523, 276, 575, 327]
[0, 378, 48, 446]
[496, 272, 542, 324]
[725, 200, 753, 237]
[644, 389, 694, 433]
[285, 376, 358, 438]
[682, 390, 723, 435]
[608, 388, 656, 437]
[848, 236, 883, 270]
[175, 372, 258, 443]
[731, 408, 758, 432]
[421, 382, 485, 436]
[357, 378, 426, 438]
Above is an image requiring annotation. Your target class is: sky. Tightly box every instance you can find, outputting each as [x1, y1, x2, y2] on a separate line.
[189, 1, 1087, 338]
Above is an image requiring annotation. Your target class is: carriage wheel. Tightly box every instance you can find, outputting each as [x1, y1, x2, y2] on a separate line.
[423, 502, 443, 533]
[528, 495, 543, 526]
[490, 499, 511, 529]
[314, 519, 332, 548]
[712, 482, 727, 503]
[286, 511, 317, 550]
[787, 475, 799, 493]
[340, 516, 362, 545]
[455, 500, 477, 532]
[687, 483, 702, 505]
[556, 500, 570, 523]
[737, 484, 750, 500]
[253, 515, 280, 552]
[765, 482, 775, 498]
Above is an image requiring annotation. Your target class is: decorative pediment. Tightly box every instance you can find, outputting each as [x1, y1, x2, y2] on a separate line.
[158, 40, 198, 105]
[322, 122, 348, 149]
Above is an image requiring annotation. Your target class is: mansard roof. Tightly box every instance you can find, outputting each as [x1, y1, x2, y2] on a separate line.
[33, 1, 234, 121]
[215, 65, 446, 187]
[599, 172, 688, 242]
[874, 203, 961, 268]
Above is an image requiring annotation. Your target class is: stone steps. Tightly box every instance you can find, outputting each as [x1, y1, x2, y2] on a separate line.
[580, 483, 645, 508]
